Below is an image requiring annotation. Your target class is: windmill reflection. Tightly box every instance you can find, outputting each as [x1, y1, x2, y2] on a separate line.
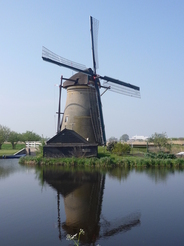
[43, 169, 140, 244]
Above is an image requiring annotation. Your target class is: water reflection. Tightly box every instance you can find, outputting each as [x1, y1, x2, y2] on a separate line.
[1, 160, 184, 246]
[135, 166, 184, 183]
[105, 166, 184, 183]
[105, 167, 130, 181]
[0, 159, 24, 179]
[100, 212, 140, 238]
[42, 168, 141, 244]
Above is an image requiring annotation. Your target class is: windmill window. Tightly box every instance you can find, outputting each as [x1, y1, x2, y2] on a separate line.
[65, 116, 68, 122]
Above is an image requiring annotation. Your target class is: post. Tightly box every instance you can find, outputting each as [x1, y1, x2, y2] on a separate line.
[57, 76, 63, 134]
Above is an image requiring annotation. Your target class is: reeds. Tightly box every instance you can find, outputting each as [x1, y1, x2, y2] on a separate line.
[19, 155, 184, 167]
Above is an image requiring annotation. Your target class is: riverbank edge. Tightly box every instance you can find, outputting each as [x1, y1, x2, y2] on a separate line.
[19, 155, 184, 168]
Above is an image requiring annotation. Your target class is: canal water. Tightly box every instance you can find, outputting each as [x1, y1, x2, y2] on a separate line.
[1, 159, 184, 246]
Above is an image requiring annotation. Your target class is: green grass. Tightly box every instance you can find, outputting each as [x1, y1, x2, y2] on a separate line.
[0, 143, 26, 156]
[97, 146, 110, 158]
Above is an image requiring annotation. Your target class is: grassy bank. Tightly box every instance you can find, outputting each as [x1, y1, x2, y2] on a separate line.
[0, 143, 25, 156]
[1, 143, 184, 168]
[19, 146, 184, 168]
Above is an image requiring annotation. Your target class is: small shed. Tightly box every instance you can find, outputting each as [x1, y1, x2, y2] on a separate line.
[43, 129, 98, 158]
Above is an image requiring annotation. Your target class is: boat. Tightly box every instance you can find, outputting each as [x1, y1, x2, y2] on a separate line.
[1, 154, 26, 159]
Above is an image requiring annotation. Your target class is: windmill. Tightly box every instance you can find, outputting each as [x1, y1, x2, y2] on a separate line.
[42, 16, 140, 157]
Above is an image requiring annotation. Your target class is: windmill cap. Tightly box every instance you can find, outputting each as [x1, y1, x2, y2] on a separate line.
[63, 68, 98, 88]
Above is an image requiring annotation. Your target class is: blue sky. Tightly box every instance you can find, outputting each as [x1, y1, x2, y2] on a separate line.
[0, 0, 184, 139]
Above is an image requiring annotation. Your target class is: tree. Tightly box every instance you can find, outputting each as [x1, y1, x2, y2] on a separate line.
[8, 131, 20, 149]
[20, 131, 41, 142]
[0, 125, 10, 149]
[120, 134, 129, 142]
[148, 132, 171, 152]
[108, 136, 118, 142]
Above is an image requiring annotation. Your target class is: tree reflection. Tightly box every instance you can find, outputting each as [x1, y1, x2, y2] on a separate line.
[135, 167, 184, 183]
[106, 167, 131, 181]
[0, 159, 26, 179]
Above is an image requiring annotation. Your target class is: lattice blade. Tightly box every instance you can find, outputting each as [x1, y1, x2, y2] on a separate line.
[100, 75, 140, 91]
[102, 81, 141, 98]
[90, 16, 99, 73]
[42, 46, 87, 74]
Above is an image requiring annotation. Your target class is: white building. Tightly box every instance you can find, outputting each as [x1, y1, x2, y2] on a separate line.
[129, 135, 149, 141]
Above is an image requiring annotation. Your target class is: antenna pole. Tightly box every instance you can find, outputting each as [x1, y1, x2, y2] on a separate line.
[57, 76, 63, 134]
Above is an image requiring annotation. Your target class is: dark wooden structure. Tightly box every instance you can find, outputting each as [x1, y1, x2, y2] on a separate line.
[43, 129, 98, 157]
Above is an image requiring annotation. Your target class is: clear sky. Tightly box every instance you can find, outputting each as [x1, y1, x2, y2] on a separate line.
[0, 0, 184, 139]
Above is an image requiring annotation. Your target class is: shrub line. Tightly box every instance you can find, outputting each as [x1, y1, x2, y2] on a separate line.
[19, 155, 184, 168]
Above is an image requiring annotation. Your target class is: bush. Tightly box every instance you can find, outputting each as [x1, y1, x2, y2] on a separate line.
[35, 140, 45, 156]
[174, 158, 184, 166]
[106, 141, 116, 152]
[145, 152, 176, 159]
[112, 143, 131, 156]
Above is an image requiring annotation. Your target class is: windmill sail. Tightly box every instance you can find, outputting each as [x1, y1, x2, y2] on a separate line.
[90, 16, 99, 73]
[42, 46, 88, 74]
[103, 81, 141, 98]
[42, 45, 141, 99]
[90, 16, 106, 145]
